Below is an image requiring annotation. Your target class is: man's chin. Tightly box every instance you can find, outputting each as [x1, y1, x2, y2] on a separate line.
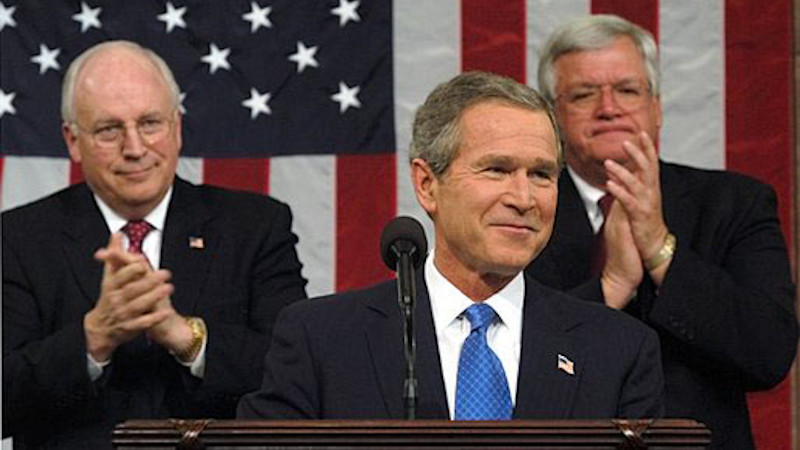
[483, 255, 534, 277]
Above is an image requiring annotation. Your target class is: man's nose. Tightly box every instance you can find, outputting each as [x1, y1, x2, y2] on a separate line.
[595, 86, 622, 117]
[505, 172, 536, 212]
[121, 125, 147, 158]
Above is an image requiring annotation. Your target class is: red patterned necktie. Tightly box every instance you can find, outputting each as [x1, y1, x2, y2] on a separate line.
[122, 220, 153, 255]
[589, 194, 614, 277]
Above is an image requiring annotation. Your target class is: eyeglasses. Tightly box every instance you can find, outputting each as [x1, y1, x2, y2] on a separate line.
[557, 81, 652, 112]
[74, 114, 174, 149]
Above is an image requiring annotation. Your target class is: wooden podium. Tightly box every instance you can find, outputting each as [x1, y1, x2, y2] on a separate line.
[113, 419, 710, 449]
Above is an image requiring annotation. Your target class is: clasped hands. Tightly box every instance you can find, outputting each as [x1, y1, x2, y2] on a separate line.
[600, 132, 672, 309]
[84, 233, 193, 362]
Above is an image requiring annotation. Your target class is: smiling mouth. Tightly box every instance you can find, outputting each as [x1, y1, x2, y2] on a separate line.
[117, 166, 154, 178]
[494, 223, 536, 233]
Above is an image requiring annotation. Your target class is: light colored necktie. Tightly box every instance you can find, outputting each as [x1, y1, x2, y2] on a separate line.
[454, 303, 513, 420]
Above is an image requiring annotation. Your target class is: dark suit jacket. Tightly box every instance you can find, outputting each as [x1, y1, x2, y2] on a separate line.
[237, 272, 664, 420]
[3, 178, 308, 449]
[526, 163, 798, 450]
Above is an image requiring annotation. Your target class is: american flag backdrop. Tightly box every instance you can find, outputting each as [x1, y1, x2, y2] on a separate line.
[0, 0, 796, 448]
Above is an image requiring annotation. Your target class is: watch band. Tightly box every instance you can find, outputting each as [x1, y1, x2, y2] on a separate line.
[174, 316, 206, 362]
[644, 232, 676, 271]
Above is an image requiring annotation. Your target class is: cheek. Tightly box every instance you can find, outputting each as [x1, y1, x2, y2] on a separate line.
[538, 189, 558, 218]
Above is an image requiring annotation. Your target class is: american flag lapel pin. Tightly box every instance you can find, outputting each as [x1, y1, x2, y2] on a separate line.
[189, 236, 205, 249]
[557, 353, 575, 376]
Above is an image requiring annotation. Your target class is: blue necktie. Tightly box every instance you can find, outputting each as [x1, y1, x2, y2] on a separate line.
[454, 303, 513, 420]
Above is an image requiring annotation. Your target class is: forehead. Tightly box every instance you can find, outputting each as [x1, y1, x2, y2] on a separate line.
[74, 48, 172, 118]
[457, 101, 558, 159]
[553, 36, 647, 87]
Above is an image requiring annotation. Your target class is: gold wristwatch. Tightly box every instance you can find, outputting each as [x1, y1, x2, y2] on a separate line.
[644, 232, 676, 271]
[174, 316, 206, 362]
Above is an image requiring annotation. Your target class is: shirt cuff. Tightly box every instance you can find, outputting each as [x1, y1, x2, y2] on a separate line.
[174, 333, 207, 379]
[86, 353, 111, 381]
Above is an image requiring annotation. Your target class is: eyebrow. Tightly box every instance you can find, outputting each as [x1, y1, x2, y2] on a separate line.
[567, 77, 644, 89]
[475, 154, 558, 172]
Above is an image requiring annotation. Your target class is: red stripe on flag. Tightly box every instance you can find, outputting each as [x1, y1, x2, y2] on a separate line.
[461, 0, 526, 82]
[725, 1, 795, 449]
[203, 158, 270, 194]
[335, 153, 395, 291]
[70, 160, 84, 184]
[591, 0, 660, 40]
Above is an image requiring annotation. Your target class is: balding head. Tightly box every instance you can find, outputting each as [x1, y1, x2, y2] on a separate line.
[61, 41, 180, 127]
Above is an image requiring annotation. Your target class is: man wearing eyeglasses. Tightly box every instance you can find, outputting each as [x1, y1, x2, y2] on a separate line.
[3, 41, 307, 449]
[525, 15, 797, 450]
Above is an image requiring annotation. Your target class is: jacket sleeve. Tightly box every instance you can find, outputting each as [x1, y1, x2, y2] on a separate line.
[647, 183, 797, 390]
[2, 233, 99, 437]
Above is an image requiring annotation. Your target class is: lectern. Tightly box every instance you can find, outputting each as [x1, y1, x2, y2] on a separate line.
[113, 419, 710, 449]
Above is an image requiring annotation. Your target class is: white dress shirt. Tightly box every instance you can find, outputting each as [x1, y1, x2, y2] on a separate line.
[567, 166, 608, 233]
[425, 250, 524, 419]
[87, 187, 208, 380]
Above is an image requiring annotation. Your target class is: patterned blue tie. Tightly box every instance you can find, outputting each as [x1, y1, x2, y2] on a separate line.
[454, 303, 513, 420]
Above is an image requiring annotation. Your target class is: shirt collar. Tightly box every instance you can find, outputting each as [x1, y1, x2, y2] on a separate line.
[425, 249, 524, 335]
[566, 166, 607, 233]
[95, 186, 173, 233]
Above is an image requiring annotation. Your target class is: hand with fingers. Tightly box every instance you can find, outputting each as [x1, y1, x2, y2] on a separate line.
[84, 233, 175, 362]
[600, 199, 644, 309]
[603, 132, 672, 284]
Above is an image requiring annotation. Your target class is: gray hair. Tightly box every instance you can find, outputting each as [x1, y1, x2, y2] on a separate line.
[537, 14, 660, 103]
[409, 71, 562, 177]
[61, 40, 181, 125]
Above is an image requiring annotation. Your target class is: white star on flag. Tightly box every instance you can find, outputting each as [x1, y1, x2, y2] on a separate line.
[288, 42, 319, 73]
[72, 2, 102, 33]
[0, 2, 17, 31]
[242, 88, 272, 119]
[30, 44, 61, 75]
[331, 82, 361, 113]
[201, 43, 231, 74]
[0, 89, 17, 118]
[331, 0, 360, 27]
[242, 2, 272, 33]
[157, 2, 187, 33]
[178, 92, 187, 114]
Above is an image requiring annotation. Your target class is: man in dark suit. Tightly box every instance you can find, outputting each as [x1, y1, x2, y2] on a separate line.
[3, 41, 307, 449]
[525, 15, 798, 449]
[237, 71, 664, 421]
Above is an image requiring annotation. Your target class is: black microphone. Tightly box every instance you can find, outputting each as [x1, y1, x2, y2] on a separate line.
[380, 216, 427, 270]
[380, 216, 427, 420]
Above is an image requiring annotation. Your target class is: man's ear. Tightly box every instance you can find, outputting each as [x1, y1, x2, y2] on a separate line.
[410, 158, 439, 216]
[62, 122, 82, 164]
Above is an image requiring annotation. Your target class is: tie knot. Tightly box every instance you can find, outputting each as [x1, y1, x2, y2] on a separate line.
[122, 220, 153, 254]
[598, 194, 614, 218]
[463, 303, 497, 332]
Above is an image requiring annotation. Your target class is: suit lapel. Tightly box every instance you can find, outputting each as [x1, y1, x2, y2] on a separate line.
[413, 275, 449, 419]
[159, 179, 216, 315]
[514, 279, 585, 419]
[364, 272, 448, 419]
[60, 184, 109, 309]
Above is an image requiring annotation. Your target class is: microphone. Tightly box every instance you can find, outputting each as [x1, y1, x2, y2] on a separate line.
[380, 216, 427, 271]
[380, 216, 427, 420]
